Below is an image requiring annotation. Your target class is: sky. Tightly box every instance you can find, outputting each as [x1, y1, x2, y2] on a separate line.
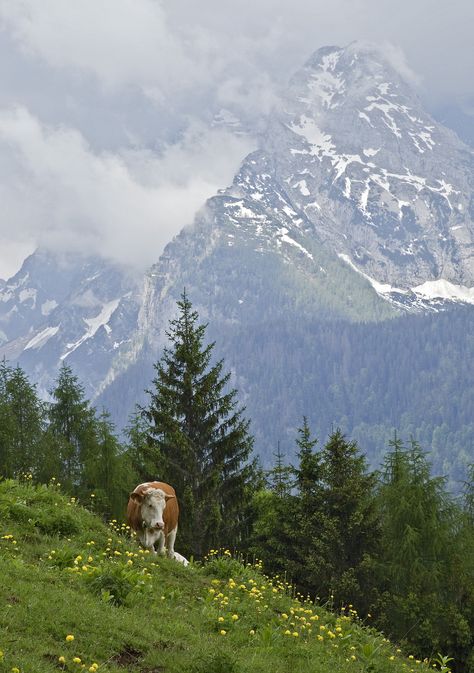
[0, 0, 473, 279]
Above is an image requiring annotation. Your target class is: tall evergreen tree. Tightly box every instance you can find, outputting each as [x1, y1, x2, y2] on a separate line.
[7, 365, 46, 477]
[375, 438, 473, 668]
[317, 429, 380, 610]
[0, 361, 45, 478]
[0, 359, 15, 477]
[143, 291, 255, 557]
[250, 442, 295, 577]
[47, 363, 98, 495]
[290, 418, 329, 595]
[89, 410, 122, 516]
[294, 417, 320, 501]
[268, 441, 293, 498]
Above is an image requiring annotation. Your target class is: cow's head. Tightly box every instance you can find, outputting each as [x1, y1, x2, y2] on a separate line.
[130, 488, 175, 531]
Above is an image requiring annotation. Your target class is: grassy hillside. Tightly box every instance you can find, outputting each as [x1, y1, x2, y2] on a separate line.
[0, 479, 447, 673]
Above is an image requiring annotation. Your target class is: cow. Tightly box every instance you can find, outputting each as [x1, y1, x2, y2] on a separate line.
[127, 481, 179, 558]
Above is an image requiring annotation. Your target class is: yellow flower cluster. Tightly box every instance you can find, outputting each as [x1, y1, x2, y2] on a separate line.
[108, 520, 131, 535]
[1, 534, 17, 544]
[59, 635, 101, 671]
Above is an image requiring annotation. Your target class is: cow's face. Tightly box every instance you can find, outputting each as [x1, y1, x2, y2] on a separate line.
[131, 488, 174, 531]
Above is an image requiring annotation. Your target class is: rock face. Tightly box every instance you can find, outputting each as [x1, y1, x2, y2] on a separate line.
[0, 249, 141, 399]
[0, 43, 473, 477]
[264, 43, 473, 289]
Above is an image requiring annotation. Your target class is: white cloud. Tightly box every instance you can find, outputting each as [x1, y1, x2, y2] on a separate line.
[0, 107, 253, 276]
[0, 0, 194, 93]
[0, 0, 472, 278]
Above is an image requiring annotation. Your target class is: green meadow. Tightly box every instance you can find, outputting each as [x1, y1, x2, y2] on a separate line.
[0, 479, 446, 673]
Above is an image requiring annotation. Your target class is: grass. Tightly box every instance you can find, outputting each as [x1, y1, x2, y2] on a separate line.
[0, 478, 442, 673]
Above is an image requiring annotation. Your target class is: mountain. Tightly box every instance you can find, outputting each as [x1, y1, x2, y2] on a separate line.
[268, 43, 473, 291]
[1, 42, 473, 480]
[0, 249, 141, 398]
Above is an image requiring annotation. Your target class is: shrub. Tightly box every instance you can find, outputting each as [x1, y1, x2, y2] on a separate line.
[36, 510, 80, 536]
[83, 563, 150, 606]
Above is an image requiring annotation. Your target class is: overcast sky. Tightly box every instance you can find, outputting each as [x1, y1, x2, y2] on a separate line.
[0, 0, 473, 279]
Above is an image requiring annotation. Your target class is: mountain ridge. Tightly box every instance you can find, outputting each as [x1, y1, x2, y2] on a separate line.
[0, 42, 472, 478]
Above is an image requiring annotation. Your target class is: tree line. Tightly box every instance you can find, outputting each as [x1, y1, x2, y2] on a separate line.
[0, 292, 473, 670]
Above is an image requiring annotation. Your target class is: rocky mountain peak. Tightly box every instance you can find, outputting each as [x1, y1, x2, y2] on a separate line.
[255, 42, 474, 289]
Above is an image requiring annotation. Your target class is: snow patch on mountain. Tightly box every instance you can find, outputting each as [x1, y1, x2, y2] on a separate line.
[60, 297, 121, 361]
[339, 254, 474, 307]
[24, 325, 60, 351]
[41, 299, 58, 316]
[412, 280, 474, 304]
[338, 254, 404, 294]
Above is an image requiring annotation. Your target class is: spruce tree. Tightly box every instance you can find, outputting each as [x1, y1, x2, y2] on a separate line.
[294, 417, 320, 502]
[47, 363, 98, 495]
[291, 418, 330, 596]
[250, 442, 295, 577]
[0, 359, 15, 477]
[375, 437, 471, 661]
[7, 365, 46, 478]
[0, 361, 45, 479]
[143, 291, 255, 558]
[319, 429, 380, 610]
[90, 410, 122, 516]
[268, 441, 293, 498]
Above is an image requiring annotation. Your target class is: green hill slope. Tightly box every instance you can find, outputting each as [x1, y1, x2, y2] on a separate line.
[0, 480, 446, 673]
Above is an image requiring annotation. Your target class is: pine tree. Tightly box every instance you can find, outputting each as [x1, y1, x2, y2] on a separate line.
[143, 291, 255, 557]
[267, 441, 293, 498]
[319, 429, 380, 610]
[375, 437, 473, 666]
[47, 363, 98, 495]
[378, 438, 450, 596]
[294, 417, 320, 502]
[290, 418, 330, 596]
[0, 359, 15, 477]
[250, 442, 296, 577]
[0, 361, 45, 478]
[9, 365, 46, 477]
[90, 410, 122, 516]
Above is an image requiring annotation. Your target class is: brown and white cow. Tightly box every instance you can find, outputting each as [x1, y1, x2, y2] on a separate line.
[127, 481, 179, 558]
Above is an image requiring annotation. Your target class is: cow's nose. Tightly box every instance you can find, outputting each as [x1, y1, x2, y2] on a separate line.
[155, 522, 164, 530]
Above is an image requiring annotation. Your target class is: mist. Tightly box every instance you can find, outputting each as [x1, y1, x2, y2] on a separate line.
[0, 0, 472, 278]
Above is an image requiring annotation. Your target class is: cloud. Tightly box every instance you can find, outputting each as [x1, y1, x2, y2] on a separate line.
[0, 107, 253, 276]
[0, 0, 193, 92]
[0, 0, 472, 278]
[2, 0, 472, 116]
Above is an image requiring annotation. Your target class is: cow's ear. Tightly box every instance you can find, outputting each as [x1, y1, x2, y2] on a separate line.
[165, 493, 176, 501]
[130, 492, 143, 503]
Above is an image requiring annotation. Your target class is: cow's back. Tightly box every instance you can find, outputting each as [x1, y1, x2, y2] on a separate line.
[127, 481, 179, 536]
